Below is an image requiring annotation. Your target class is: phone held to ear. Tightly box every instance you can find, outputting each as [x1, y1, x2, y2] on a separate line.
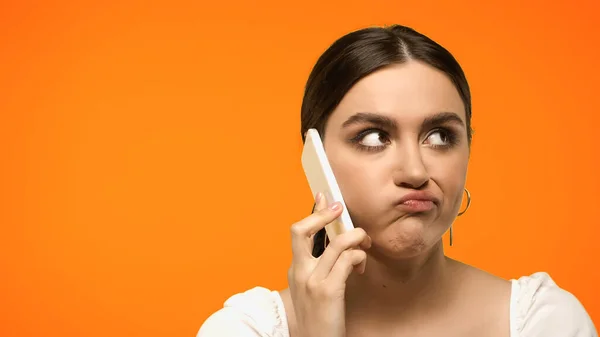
[301, 128, 355, 243]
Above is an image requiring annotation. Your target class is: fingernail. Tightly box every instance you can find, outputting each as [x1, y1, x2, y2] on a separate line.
[315, 192, 322, 203]
[329, 202, 340, 211]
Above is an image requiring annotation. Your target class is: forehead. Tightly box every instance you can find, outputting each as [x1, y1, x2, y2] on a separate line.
[329, 61, 466, 125]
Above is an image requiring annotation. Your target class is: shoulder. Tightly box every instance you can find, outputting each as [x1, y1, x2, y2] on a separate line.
[510, 272, 597, 337]
[196, 286, 289, 337]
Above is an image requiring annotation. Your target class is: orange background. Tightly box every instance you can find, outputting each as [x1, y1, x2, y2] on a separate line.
[1, 1, 598, 336]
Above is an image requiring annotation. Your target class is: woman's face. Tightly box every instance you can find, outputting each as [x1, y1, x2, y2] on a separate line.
[323, 61, 470, 259]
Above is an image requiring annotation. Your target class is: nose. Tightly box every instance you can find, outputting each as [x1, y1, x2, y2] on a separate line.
[392, 142, 430, 189]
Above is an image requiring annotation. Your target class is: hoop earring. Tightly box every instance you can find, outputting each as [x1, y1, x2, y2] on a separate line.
[457, 188, 471, 216]
[450, 188, 471, 247]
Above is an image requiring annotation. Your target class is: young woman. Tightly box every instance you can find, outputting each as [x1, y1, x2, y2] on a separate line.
[197, 24, 597, 337]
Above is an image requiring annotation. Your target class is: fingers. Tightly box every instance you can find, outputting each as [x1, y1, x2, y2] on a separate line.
[289, 192, 371, 295]
[326, 249, 368, 285]
[290, 193, 343, 262]
[311, 228, 371, 281]
[314, 191, 328, 212]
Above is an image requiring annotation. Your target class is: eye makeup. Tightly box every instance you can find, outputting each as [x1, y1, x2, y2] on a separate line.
[342, 111, 465, 153]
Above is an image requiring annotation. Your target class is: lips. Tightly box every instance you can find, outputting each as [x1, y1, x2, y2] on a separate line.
[396, 191, 439, 212]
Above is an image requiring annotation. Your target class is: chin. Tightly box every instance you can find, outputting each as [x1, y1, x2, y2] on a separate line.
[371, 218, 435, 259]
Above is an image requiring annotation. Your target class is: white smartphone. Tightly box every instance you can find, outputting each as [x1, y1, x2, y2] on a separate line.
[301, 128, 355, 242]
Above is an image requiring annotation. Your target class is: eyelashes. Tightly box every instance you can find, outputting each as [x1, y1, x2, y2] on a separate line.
[349, 128, 390, 152]
[348, 127, 459, 152]
[425, 128, 459, 149]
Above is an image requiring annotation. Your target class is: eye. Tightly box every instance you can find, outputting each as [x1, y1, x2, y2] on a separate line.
[424, 129, 455, 148]
[360, 131, 388, 147]
[349, 129, 391, 152]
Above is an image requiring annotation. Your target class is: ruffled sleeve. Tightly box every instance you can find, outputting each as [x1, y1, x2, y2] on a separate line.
[197, 287, 289, 337]
[511, 272, 597, 337]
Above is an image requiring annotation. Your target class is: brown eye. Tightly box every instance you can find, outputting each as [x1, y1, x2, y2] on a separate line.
[427, 131, 447, 145]
[424, 128, 457, 148]
[359, 131, 389, 147]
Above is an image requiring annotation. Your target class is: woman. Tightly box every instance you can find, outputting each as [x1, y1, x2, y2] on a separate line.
[197, 24, 597, 337]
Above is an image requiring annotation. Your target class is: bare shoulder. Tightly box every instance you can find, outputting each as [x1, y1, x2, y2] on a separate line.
[447, 258, 512, 336]
[449, 257, 511, 293]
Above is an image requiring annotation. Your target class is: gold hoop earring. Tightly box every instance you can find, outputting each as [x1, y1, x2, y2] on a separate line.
[450, 188, 471, 247]
[458, 188, 471, 216]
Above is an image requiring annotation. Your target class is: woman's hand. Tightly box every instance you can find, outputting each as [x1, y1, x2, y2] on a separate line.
[287, 193, 372, 337]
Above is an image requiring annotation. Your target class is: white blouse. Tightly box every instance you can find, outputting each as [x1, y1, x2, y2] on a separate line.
[197, 272, 597, 337]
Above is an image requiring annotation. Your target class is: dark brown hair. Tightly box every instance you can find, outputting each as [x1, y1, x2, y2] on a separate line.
[300, 24, 473, 257]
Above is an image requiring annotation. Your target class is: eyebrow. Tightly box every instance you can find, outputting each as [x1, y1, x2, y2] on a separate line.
[341, 111, 465, 130]
[422, 112, 465, 130]
[341, 112, 397, 129]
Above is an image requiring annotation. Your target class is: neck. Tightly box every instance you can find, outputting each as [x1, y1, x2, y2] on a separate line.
[345, 240, 458, 324]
